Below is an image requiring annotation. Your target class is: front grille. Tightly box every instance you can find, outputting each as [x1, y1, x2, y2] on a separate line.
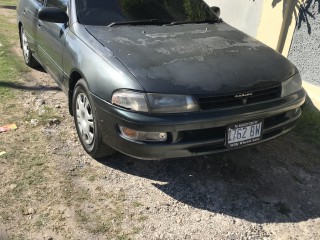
[197, 85, 282, 110]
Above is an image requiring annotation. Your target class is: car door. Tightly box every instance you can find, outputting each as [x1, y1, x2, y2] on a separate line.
[37, 0, 69, 90]
[20, 0, 44, 53]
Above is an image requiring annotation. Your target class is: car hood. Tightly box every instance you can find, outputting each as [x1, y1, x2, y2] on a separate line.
[85, 23, 297, 95]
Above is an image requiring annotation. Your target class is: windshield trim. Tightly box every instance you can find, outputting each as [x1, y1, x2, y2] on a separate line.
[107, 18, 222, 27]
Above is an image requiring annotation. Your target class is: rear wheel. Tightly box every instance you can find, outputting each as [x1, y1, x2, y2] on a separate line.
[20, 25, 38, 68]
[72, 79, 116, 158]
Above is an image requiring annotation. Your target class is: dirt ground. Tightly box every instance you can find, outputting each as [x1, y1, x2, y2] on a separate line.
[1, 4, 320, 240]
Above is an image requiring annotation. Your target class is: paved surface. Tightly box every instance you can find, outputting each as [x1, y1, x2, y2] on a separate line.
[288, 0, 320, 86]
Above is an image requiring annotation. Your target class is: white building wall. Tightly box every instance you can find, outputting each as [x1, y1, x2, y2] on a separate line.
[205, 0, 264, 38]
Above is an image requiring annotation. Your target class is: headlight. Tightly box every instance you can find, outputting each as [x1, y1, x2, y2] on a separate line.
[147, 93, 198, 113]
[111, 90, 199, 113]
[111, 90, 148, 112]
[281, 73, 302, 97]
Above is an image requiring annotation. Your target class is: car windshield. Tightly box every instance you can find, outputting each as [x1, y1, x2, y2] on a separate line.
[75, 0, 219, 26]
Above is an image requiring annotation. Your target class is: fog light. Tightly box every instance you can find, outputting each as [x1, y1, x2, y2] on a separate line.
[119, 126, 167, 142]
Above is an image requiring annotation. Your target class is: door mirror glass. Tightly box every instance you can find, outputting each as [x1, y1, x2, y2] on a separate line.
[38, 7, 69, 23]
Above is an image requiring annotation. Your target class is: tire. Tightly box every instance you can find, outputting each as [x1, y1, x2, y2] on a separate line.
[20, 25, 39, 68]
[72, 79, 116, 158]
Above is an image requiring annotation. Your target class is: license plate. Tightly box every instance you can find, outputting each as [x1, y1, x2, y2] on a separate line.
[226, 120, 263, 148]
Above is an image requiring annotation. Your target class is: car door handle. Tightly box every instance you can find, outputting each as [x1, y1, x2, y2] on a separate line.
[38, 22, 43, 29]
[23, 9, 27, 14]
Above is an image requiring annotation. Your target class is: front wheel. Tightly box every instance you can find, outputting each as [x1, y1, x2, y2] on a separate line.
[72, 79, 116, 158]
[20, 25, 38, 68]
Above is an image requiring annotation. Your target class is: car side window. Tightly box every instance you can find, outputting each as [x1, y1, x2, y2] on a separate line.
[46, 0, 69, 11]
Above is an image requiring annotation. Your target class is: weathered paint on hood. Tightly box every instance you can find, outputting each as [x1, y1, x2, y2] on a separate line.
[85, 23, 297, 95]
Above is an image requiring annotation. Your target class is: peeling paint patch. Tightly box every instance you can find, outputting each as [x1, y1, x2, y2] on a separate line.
[162, 56, 205, 66]
[233, 38, 264, 50]
[112, 35, 237, 56]
[156, 48, 170, 55]
[145, 30, 211, 39]
[113, 37, 137, 45]
[173, 36, 232, 54]
[216, 23, 236, 32]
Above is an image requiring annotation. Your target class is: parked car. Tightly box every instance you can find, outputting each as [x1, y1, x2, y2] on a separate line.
[17, 0, 306, 159]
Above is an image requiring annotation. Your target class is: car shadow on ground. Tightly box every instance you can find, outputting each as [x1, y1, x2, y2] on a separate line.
[0, 5, 16, 10]
[0, 81, 61, 92]
[98, 134, 320, 224]
[304, 94, 320, 112]
[32, 65, 47, 73]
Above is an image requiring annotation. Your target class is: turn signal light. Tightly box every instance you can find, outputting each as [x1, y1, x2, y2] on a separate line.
[119, 126, 167, 142]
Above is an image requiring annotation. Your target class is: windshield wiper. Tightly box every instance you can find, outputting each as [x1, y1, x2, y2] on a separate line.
[108, 19, 172, 27]
[168, 18, 222, 26]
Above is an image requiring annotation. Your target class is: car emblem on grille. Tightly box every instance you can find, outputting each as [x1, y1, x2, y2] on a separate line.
[235, 93, 253, 98]
[235, 93, 253, 105]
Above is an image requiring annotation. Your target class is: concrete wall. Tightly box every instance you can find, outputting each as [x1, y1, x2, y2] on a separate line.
[205, 0, 299, 56]
[256, 0, 298, 56]
[288, 0, 320, 86]
[205, 0, 263, 38]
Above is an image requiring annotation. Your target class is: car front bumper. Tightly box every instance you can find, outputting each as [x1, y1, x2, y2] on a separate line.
[93, 88, 306, 160]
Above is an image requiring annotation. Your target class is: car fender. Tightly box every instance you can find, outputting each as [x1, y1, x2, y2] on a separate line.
[63, 23, 145, 103]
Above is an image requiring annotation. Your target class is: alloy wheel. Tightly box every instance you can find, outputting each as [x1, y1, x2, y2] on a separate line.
[76, 92, 95, 145]
[21, 28, 30, 63]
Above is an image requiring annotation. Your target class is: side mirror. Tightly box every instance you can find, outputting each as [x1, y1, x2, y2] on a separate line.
[210, 6, 221, 17]
[38, 7, 69, 23]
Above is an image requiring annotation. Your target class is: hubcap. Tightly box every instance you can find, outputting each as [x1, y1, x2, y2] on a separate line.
[76, 93, 94, 145]
[21, 29, 30, 62]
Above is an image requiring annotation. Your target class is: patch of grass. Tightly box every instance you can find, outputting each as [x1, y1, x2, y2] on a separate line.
[61, 176, 91, 204]
[116, 235, 131, 240]
[76, 205, 125, 236]
[0, 211, 11, 222]
[25, 106, 61, 125]
[75, 209, 89, 223]
[91, 221, 111, 234]
[114, 189, 126, 202]
[0, 49, 16, 98]
[11, 170, 46, 196]
[0, 0, 17, 6]
[88, 175, 96, 182]
[132, 201, 143, 208]
[294, 109, 320, 147]
[131, 227, 142, 235]
[33, 213, 50, 229]
[137, 215, 148, 222]
[0, 8, 29, 99]
[12, 234, 24, 240]
[2, 150, 48, 198]
[72, 187, 132, 238]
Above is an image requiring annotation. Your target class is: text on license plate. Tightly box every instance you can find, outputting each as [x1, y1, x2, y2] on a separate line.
[227, 120, 263, 148]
